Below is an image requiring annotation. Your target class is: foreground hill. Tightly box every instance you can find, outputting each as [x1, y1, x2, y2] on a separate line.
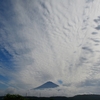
[1, 94, 100, 100]
[25, 95, 100, 100]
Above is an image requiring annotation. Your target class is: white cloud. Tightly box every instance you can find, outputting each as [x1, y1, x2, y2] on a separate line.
[1, 0, 100, 96]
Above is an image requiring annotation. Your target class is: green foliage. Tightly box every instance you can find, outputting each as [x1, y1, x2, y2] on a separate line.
[3, 94, 27, 100]
[49, 98, 54, 100]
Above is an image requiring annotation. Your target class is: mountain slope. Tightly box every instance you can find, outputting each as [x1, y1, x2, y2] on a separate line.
[34, 81, 59, 90]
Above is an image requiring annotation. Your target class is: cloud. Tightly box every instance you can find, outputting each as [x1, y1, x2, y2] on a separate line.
[1, 0, 100, 97]
[91, 32, 98, 35]
[95, 25, 100, 30]
[79, 79, 100, 87]
[86, 0, 94, 3]
[90, 38, 100, 42]
[82, 47, 93, 52]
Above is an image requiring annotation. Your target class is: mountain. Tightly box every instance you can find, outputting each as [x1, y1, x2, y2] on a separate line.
[33, 81, 59, 90]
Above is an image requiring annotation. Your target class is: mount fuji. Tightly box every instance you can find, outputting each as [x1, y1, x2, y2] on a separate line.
[33, 81, 59, 90]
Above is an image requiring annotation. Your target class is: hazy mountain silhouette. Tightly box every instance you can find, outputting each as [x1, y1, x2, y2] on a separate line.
[33, 81, 59, 90]
[25, 95, 100, 100]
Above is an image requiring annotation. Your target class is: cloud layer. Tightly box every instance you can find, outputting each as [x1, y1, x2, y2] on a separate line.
[0, 0, 100, 97]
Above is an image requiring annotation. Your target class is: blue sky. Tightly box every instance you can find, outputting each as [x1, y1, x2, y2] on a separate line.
[0, 0, 100, 97]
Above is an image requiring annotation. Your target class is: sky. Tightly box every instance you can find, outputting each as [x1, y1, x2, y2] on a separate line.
[0, 0, 100, 97]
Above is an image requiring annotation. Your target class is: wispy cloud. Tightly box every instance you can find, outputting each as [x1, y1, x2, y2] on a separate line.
[1, 0, 100, 97]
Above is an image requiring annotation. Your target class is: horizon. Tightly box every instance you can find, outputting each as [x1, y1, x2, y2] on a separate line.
[0, 0, 100, 97]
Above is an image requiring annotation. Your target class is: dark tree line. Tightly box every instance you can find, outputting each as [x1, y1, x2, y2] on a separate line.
[3, 94, 27, 100]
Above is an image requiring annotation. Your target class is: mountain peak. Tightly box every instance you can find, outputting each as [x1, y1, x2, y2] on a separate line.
[33, 81, 59, 90]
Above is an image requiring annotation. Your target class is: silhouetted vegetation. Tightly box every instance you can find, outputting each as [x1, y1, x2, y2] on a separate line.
[1, 94, 100, 100]
[3, 94, 27, 100]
